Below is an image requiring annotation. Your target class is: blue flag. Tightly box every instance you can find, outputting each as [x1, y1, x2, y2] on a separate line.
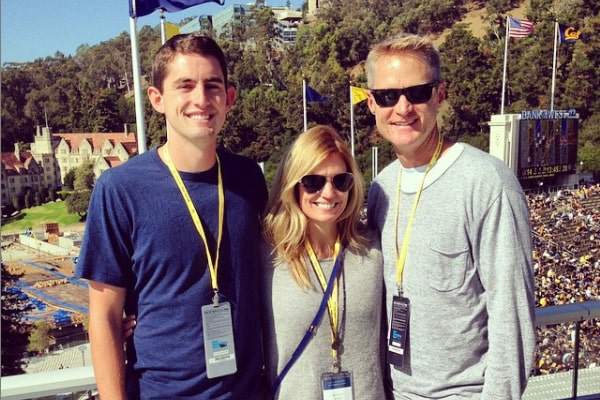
[129, 0, 224, 18]
[305, 85, 327, 103]
[559, 25, 581, 43]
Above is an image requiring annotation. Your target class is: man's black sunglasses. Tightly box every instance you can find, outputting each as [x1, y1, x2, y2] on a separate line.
[298, 173, 354, 194]
[370, 81, 439, 107]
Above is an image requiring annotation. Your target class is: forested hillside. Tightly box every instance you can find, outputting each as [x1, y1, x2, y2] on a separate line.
[2, 0, 599, 181]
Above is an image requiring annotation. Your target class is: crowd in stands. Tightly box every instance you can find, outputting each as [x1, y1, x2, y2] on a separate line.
[527, 184, 600, 375]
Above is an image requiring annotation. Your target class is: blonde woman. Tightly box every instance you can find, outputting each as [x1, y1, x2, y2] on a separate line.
[262, 125, 385, 400]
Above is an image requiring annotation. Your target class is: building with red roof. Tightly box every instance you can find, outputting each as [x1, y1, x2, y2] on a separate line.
[1, 125, 137, 209]
[53, 125, 137, 182]
[1, 146, 45, 208]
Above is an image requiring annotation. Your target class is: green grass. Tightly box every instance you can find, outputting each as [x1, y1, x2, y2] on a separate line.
[1, 201, 82, 234]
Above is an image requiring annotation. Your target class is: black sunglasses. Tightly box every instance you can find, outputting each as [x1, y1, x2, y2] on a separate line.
[299, 173, 354, 194]
[370, 81, 439, 107]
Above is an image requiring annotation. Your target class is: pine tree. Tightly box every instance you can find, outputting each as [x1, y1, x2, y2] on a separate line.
[1, 263, 32, 375]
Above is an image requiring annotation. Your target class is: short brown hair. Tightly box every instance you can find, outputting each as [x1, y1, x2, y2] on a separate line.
[366, 33, 441, 86]
[151, 34, 228, 92]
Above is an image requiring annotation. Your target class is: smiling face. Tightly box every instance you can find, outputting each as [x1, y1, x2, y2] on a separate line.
[367, 52, 445, 166]
[298, 153, 350, 232]
[147, 53, 236, 147]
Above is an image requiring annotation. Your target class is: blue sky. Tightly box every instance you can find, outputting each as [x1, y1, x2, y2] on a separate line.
[1, 0, 303, 63]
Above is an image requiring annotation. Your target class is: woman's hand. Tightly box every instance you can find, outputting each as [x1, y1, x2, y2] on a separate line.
[122, 315, 136, 340]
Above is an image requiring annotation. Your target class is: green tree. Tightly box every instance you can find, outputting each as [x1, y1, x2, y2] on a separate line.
[561, 15, 600, 120]
[440, 25, 498, 144]
[66, 162, 95, 219]
[579, 142, 600, 176]
[1, 263, 32, 375]
[86, 88, 122, 132]
[66, 190, 92, 219]
[27, 320, 51, 354]
[0, 65, 35, 151]
[577, 114, 600, 176]
[63, 169, 76, 190]
[74, 162, 95, 190]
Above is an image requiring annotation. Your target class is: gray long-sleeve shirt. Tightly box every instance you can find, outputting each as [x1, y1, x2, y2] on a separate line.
[368, 143, 536, 399]
[262, 238, 386, 400]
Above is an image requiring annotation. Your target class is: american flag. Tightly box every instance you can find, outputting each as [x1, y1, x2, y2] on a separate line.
[508, 16, 534, 38]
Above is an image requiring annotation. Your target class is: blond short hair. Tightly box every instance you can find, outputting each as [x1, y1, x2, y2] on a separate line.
[263, 125, 367, 288]
[366, 33, 441, 87]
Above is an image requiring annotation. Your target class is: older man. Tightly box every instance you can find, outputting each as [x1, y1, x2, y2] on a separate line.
[366, 33, 535, 399]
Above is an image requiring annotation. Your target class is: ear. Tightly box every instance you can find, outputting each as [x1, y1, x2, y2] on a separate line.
[367, 92, 377, 115]
[147, 86, 165, 114]
[225, 86, 237, 111]
[436, 81, 447, 104]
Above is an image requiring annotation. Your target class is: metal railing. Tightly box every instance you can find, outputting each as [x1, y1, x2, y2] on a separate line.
[2, 301, 599, 400]
[1, 366, 95, 400]
[531, 301, 600, 400]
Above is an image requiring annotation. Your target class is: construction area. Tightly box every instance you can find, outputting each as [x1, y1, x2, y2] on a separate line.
[2, 223, 89, 356]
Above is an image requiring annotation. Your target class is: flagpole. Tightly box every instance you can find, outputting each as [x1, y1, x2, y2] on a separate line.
[302, 79, 307, 132]
[372, 146, 378, 180]
[160, 9, 166, 44]
[500, 15, 509, 115]
[550, 21, 558, 111]
[129, 9, 147, 154]
[349, 85, 355, 157]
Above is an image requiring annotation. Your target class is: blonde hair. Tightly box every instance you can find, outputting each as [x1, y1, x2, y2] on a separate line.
[263, 125, 368, 288]
[366, 33, 441, 87]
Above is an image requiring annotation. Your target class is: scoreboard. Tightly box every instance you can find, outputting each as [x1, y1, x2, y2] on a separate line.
[517, 110, 579, 180]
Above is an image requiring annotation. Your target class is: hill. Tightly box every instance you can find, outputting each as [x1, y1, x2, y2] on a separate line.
[1, 0, 598, 180]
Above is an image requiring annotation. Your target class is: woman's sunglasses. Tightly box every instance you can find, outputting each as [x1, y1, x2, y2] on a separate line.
[370, 81, 439, 107]
[298, 173, 354, 194]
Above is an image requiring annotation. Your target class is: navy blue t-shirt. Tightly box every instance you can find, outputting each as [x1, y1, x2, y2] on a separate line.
[76, 148, 267, 399]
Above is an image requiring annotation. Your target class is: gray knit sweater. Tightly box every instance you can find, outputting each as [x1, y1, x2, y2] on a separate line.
[368, 143, 536, 399]
[261, 237, 386, 400]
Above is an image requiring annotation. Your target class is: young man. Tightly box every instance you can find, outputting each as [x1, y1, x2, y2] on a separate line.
[77, 34, 267, 399]
[366, 33, 536, 399]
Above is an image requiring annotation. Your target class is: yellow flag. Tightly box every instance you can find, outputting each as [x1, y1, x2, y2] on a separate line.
[351, 86, 369, 105]
[165, 22, 180, 41]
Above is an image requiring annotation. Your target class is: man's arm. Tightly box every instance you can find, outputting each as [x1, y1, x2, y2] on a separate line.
[477, 188, 536, 399]
[89, 281, 127, 400]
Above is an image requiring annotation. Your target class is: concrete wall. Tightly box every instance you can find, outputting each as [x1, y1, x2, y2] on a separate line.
[19, 235, 70, 256]
[58, 236, 81, 251]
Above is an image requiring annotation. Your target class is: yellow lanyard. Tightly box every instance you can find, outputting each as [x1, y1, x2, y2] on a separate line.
[394, 135, 444, 293]
[306, 239, 342, 366]
[163, 147, 224, 302]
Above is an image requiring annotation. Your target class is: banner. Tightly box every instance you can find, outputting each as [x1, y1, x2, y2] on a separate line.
[350, 86, 369, 105]
[129, 0, 224, 18]
[508, 16, 534, 38]
[559, 25, 581, 43]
